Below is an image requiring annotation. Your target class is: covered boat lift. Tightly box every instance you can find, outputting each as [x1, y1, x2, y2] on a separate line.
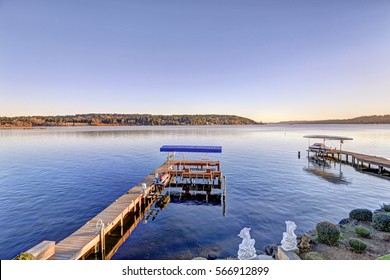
[160, 145, 223, 182]
[303, 134, 353, 164]
[159, 145, 226, 215]
[304, 135, 353, 153]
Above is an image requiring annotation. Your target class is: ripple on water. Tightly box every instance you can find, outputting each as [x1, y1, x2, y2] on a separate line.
[1, 125, 390, 259]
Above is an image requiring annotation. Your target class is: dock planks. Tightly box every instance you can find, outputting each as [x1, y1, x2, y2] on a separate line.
[341, 150, 390, 169]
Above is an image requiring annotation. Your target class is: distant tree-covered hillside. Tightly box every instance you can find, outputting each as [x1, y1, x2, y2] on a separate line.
[0, 114, 259, 127]
[279, 114, 390, 124]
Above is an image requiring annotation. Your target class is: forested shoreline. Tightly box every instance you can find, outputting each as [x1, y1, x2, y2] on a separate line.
[0, 114, 259, 127]
[279, 114, 390, 124]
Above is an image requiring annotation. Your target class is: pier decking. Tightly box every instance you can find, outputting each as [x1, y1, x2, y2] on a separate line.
[308, 149, 390, 178]
[341, 150, 390, 170]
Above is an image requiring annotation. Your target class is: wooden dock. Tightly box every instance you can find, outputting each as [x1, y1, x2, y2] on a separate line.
[49, 161, 171, 260]
[311, 149, 390, 177]
[304, 135, 389, 177]
[23, 158, 224, 260]
[341, 150, 390, 170]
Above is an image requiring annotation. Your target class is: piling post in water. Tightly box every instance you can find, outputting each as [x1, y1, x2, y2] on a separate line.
[121, 213, 124, 237]
[96, 219, 105, 260]
[94, 244, 99, 260]
[223, 176, 227, 217]
[100, 225, 105, 259]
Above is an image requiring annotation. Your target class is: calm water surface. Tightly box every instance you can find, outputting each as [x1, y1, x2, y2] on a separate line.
[0, 125, 389, 259]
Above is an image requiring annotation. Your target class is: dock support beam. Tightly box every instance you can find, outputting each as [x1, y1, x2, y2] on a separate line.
[121, 213, 124, 237]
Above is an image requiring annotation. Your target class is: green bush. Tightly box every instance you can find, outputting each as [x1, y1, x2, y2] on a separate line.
[316, 221, 341, 246]
[372, 213, 390, 232]
[354, 226, 371, 238]
[376, 254, 390, 260]
[349, 208, 373, 221]
[349, 238, 367, 253]
[305, 252, 325, 260]
[380, 203, 390, 212]
[13, 252, 35, 260]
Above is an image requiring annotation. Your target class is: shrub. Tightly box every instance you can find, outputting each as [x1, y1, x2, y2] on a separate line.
[316, 221, 341, 246]
[349, 238, 367, 253]
[376, 254, 390, 260]
[354, 226, 371, 238]
[380, 203, 390, 212]
[13, 252, 35, 260]
[349, 208, 373, 222]
[372, 213, 390, 232]
[305, 252, 325, 260]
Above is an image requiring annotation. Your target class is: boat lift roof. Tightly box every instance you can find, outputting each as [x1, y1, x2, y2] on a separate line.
[160, 145, 222, 153]
[303, 135, 353, 141]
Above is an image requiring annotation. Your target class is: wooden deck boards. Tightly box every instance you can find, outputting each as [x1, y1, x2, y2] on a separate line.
[315, 149, 390, 169]
[341, 150, 390, 168]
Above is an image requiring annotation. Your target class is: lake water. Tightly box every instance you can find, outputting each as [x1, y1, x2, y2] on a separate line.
[0, 124, 389, 260]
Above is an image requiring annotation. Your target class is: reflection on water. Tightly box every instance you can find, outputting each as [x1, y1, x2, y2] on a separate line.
[304, 157, 350, 185]
[90, 183, 226, 260]
[0, 124, 390, 259]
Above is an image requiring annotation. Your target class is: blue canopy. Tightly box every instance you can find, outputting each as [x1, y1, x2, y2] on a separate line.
[160, 145, 222, 153]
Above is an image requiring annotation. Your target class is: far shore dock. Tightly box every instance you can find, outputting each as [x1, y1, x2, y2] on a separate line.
[304, 135, 390, 178]
[318, 150, 390, 178]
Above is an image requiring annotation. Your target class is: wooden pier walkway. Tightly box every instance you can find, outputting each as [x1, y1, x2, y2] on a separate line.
[312, 149, 390, 177]
[341, 150, 390, 169]
[304, 134, 389, 177]
[49, 161, 171, 260]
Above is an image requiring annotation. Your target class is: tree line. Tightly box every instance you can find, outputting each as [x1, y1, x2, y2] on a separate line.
[0, 114, 259, 127]
[279, 114, 390, 124]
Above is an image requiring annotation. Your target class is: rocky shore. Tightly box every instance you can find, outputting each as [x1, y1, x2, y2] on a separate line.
[263, 205, 390, 260]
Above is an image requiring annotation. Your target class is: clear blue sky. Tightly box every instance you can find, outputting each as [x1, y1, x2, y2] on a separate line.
[1, 0, 389, 122]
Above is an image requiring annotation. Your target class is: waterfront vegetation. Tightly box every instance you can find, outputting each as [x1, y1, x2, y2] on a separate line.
[300, 206, 390, 260]
[0, 114, 259, 127]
